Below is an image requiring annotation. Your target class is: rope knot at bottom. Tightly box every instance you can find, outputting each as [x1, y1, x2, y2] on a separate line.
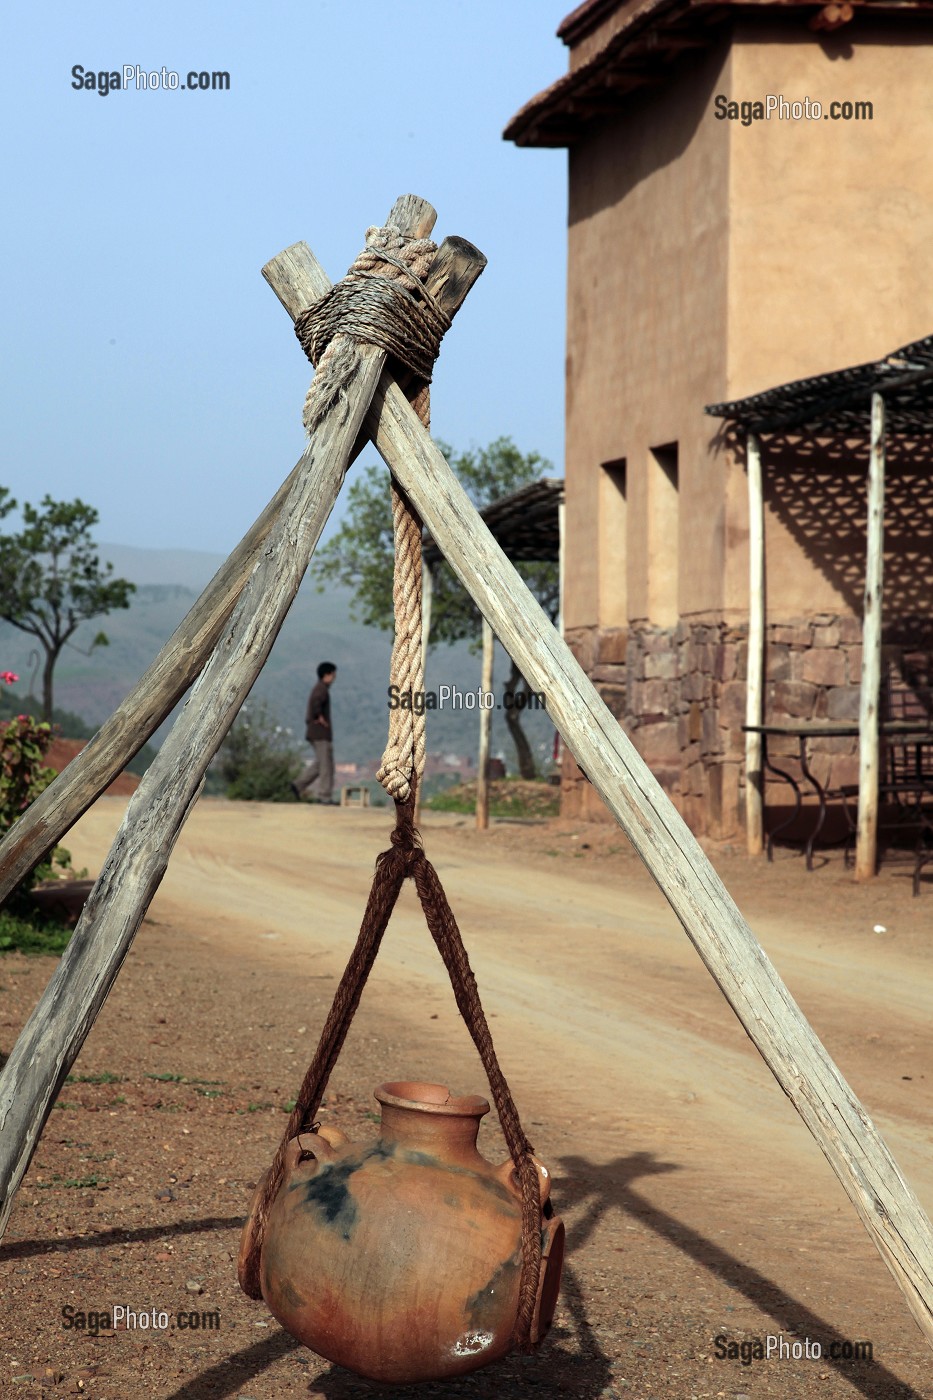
[389, 794, 424, 871]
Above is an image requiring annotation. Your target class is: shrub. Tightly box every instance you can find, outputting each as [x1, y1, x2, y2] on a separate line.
[218, 700, 301, 802]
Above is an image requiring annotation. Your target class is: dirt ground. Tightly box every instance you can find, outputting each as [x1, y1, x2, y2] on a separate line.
[2, 796, 933, 1399]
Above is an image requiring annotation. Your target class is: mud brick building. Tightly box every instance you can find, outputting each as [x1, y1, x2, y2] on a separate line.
[506, 0, 933, 838]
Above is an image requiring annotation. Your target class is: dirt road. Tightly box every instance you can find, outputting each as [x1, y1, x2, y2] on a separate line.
[2, 797, 933, 1398]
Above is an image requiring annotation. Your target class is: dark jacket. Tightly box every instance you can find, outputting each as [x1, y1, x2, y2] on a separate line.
[306, 680, 332, 743]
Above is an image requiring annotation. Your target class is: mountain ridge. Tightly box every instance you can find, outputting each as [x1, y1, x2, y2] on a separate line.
[0, 543, 553, 772]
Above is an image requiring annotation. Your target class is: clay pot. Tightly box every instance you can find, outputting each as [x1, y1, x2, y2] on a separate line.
[251, 1080, 564, 1383]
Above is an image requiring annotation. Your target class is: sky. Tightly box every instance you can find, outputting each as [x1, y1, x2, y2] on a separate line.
[2, 2, 570, 556]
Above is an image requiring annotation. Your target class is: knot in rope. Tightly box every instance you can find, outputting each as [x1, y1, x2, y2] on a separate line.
[388, 792, 424, 873]
[294, 223, 451, 437]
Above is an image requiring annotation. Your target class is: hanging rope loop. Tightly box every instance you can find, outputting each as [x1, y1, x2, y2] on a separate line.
[376, 482, 426, 803]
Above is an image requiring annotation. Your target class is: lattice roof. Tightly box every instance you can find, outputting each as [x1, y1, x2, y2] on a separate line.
[705, 333, 933, 436]
[422, 478, 564, 566]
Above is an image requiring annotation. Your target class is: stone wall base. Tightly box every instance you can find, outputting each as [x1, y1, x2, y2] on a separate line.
[562, 615, 932, 840]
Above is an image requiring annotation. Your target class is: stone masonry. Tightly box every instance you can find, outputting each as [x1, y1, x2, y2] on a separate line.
[560, 613, 924, 840]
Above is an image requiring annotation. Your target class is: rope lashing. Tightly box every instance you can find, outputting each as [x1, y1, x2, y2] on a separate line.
[239, 791, 544, 1352]
[293, 222, 442, 802]
[294, 224, 450, 436]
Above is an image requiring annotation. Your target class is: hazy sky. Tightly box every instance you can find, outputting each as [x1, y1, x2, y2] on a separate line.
[3, 2, 569, 556]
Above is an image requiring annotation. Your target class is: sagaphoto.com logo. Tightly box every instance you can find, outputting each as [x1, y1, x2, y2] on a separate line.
[71, 65, 230, 96]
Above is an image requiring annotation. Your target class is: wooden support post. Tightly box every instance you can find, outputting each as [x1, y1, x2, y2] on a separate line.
[254, 241, 933, 1347]
[745, 432, 765, 857]
[0, 200, 487, 1241]
[557, 498, 565, 638]
[476, 618, 494, 831]
[0, 201, 458, 909]
[0, 463, 302, 905]
[856, 392, 887, 882]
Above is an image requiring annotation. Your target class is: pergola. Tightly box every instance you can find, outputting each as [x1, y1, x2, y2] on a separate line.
[422, 477, 564, 827]
[706, 332, 933, 879]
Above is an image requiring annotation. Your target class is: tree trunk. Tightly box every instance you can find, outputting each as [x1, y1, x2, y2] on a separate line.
[503, 659, 537, 779]
[41, 648, 57, 723]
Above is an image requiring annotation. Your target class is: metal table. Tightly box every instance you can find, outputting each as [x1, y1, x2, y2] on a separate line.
[742, 721, 933, 870]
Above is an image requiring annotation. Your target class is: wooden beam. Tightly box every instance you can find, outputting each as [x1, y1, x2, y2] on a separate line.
[0, 200, 487, 1242]
[0, 461, 307, 905]
[258, 244, 933, 1348]
[557, 498, 566, 638]
[0, 214, 467, 909]
[745, 433, 765, 857]
[855, 393, 887, 881]
[476, 619, 494, 832]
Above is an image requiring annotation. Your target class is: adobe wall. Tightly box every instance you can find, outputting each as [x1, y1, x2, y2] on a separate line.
[723, 18, 933, 616]
[563, 37, 733, 640]
[561, 13, 933, 839]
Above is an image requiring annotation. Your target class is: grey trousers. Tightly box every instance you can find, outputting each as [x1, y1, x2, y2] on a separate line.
[295, 739, 334, 801]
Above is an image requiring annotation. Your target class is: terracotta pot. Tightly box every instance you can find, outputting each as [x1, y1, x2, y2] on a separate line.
[250, 1080, 564, 1383]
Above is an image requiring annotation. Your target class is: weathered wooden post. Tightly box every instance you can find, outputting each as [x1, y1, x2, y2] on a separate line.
[0, 198, 486, 1240]
[263, 245, 933, 1349]
[476, 618, 494, 830]
[855, 392, 886, 881]
[745, 431, 765, 856]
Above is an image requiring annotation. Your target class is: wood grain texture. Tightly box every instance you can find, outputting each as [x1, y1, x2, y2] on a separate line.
[0, 196, 478, 1241]
[260, 245, 933, 1349]
[0, 202, 448, 909]
[745, 432, 765, 857]
[0, 460, 304, 905]
[476, 618, 494, 831]
[855, 393, 886, 881]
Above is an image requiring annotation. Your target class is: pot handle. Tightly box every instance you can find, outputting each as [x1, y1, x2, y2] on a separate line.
[495, 1154, 552, 1207]
[286, 1122, 350, 1168]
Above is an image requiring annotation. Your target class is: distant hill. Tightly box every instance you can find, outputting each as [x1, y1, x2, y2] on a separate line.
[0, 543, 555, 773]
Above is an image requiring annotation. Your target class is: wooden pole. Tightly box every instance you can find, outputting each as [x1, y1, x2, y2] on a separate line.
[855, 392, 887, 882]
[557, 498, 566, 638]
[0, 463, 303, 905]
[0, 201, 487, 1241]
[256, 242, 933, 1347]
[745, 432, 765, 856]
[476, 618, 494, 830]
[0, 205, 470, 910]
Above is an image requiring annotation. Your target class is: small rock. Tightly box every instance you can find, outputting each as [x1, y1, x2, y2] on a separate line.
[185, 1279, 204, 1294]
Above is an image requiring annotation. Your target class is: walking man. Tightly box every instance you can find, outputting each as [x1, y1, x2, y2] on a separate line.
[293, 662, 338, 804]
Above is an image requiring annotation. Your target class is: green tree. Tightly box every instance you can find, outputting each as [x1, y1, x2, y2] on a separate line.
[217, 700, 301, 801]
[0, 491, 135, 720]
[313, 438, 559, 778]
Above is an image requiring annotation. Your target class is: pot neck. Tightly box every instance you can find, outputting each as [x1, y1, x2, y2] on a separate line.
[375, 1083, 490, 1166]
